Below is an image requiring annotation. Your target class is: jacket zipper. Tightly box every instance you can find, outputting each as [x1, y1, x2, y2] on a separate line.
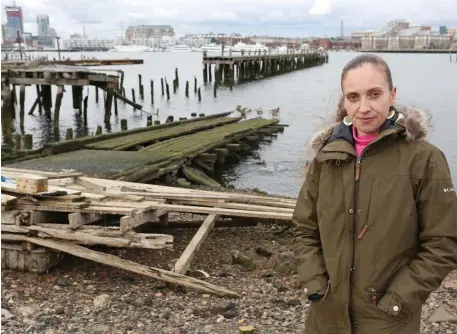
[369, 287, 377, 305]
[354, 155, 368, 240]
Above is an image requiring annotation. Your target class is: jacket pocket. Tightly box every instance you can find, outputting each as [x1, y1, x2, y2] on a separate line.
[363, 287, 411, 321]
[307, 292, 339, 333]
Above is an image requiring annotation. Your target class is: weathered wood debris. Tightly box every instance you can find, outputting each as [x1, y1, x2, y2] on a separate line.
[1, 168, 296, 298]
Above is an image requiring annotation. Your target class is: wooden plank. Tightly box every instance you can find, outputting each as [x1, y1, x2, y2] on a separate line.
[8, 78, 90, 86]
[1, 233, 26, 241]
[81, 205, 137, 215]
[68, 212, 103, 229]
[131, 203, 293, 220]
[27, 225, 172, 249]
[172, 199, 294, 213]
[74, 177, 106, 191]
[1, 225, 29, 233]
[22, 237, 239, 297]
[1, 194, 17, 206]
[120, 208, 169, 232]
[173, 214, 218, 275]
[1, 167, 84, 179]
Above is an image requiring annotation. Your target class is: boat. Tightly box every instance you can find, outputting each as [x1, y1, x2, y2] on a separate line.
[169, 44, 193, 52]
[230, 42, 269, 53]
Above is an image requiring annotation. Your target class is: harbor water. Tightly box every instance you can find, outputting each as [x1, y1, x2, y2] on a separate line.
[4, 51, 457, 196]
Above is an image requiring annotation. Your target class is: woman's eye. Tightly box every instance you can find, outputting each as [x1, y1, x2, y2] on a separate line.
[370, 91, 381, 98]
[348, 95, 358, 101]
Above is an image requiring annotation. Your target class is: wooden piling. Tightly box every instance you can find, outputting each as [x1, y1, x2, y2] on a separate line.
[154, 120, 161, 125]
[12, 85, 17, 105]
[19, 84, 25, 131]
[121, 119, 128, 131]
[213, 82, 217, 98]
[175, 68, 179, 88]
[66, 128, 73, 140]
[72, 86, 83, 111]
[23, 134, 33, 150]
[95, 86, 99, 103]
[166, 81, 170, 101]
[138, 74, 143, 99]
[150, 80, 154, 105]
[161, 78, 164, 96]
[147, 115, 153, 126]
[173, 79, 177, 94]
[191, 112, 197, 117]
[208, 64, 212, 82]
[203, 64, 208, 84]
[166, 115, 174, 123]
[104, 85, 114, 123]
[35, 85, 42, 114]
[194, 76, 197, 93]
[95, 125, 103, 135]
[185, 81, 189, 98]
[119, 71, 125, 92]
[54, 85, 64, 130]
[40, 85, 52, 114]
[14, 134, 21, 150]
[83, 95, 88, 123]
[1, 84, 14, 142]
[131, 88, 136, 110]
[114, 96, 118, 116]
[198, 87, 201, 102]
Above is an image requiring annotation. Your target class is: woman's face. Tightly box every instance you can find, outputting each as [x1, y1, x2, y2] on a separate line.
[342, 63, 396, 136]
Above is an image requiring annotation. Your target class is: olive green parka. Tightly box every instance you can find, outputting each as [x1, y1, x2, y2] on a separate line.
[292, 108, 457, 334]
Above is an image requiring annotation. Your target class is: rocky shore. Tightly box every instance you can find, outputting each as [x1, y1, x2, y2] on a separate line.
[2, 221, 456, 334]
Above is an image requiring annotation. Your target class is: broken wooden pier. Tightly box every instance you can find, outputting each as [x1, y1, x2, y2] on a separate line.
[3, 112, 287, 187]
[202, 49, 328, 86]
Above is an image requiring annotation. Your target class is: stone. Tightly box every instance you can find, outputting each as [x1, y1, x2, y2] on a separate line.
[428, 307, 457, 323]
[231, 250, 256, 271]
[55, 277, 69, 287]
[255, 247, 273, 257]
[93, 294, 111, 313]
[1, 308, 14, 321]
[273, 251, 297, 275]
[92, 324, 110, 333]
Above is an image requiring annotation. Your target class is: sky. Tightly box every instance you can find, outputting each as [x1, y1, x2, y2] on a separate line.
[2, 0, 457, 39]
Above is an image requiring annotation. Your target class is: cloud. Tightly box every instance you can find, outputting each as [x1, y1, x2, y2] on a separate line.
[3, 0, 457, 38]
[309, 0, 333, 16]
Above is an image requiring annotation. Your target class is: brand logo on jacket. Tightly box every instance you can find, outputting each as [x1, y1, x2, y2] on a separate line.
[443, 188, 455, 193]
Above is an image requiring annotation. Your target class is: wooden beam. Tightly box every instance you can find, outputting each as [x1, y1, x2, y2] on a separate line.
[173, 214, 218, 275]
[74, 177, 106, 191]
[22, 237, 239, 297]
[112, 90, 142, 109]
[9, 78, 90, 86]
[68, 212, 103, 229]
[120, 207, 169, 232]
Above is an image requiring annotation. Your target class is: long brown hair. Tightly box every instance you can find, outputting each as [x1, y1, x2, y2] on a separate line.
[336, 54, 393, 122]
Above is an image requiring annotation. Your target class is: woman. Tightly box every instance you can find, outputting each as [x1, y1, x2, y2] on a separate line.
[292, 54, 457, 334]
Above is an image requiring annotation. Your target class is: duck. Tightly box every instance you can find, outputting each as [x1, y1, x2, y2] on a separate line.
[269, 107, 280, 116]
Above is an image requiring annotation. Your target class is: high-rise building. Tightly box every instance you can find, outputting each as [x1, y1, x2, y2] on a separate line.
[5, 5, 24, 42]
[37, 14, 50, 37]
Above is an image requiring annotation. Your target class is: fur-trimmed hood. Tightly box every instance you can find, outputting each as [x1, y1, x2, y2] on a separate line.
[308, 106, 431, 153]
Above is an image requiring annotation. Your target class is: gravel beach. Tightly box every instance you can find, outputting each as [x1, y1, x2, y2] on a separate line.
[2, 219, 456, 334]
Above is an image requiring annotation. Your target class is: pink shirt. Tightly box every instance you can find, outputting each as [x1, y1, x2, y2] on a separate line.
[352, 126, 377, 157]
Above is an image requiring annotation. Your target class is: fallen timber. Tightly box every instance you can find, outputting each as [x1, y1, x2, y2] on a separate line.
[1, 168, 297, 297]
[4, 113, 286, 185]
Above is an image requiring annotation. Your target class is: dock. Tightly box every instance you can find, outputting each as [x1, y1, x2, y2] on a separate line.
[202, 49, 328, 86]
[1, 167, 296, 297]
[3, 112, 286, 187]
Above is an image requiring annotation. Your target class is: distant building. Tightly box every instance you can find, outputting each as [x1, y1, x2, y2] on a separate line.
[5, 5, 24, 42]
[351, 30, 375, 40]
[62, 35, 115, 50]
[37, 14, 50, 37]
[125, 25, 175, 41]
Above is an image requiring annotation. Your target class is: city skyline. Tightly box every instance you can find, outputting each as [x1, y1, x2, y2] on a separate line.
[1, 0, 456, 39]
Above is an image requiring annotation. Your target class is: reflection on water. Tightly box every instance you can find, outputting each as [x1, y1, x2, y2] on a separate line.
[2, 51, 456, 196]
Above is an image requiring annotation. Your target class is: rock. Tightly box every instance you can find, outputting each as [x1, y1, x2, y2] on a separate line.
[444, 280, 457, 289]
[93, 294, 111, 313]
[92, 324, 110, 333]
[1, 308, 14, 321]
[273, 251, 297, 275]
[231, 250, 256, 271]
[428, 307, 457, 323]
[55, 277, 68, 287]
[161, 310, 171, 319]
[287, 299, 301, 307]
[143, 296, 153, 306]
[55, 307, 65, 315]
[18, 305, 38, 319]
[223, 308, 238, 319]
[255, 247, 273, 257]
[203, 325, 214, 333]
[239, 325, 256, 333]
[216, 315, 225, 323]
